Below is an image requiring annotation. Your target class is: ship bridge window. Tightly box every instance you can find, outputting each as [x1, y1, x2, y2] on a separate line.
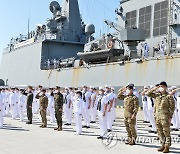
[153, 0, 168, 37]
[125, 10, 137, 28]
[139, 5, 152, 38]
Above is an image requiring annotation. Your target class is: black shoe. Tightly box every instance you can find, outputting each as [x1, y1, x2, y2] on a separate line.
[97, 136, 103, 139]
[26, 122, 32, 124]
[90, 121, 93, 123]
[107, 129, 112, 132]
[143, 121, 149, 123]
[178, 135, 180, 137]
[149, 130, 155, 133]
[86, 126, 90, 129]
[149, 125, 152, 127]
[64, 123, 71, 126]
[82, 125, 87, 128]
[175, 129, 179, 131]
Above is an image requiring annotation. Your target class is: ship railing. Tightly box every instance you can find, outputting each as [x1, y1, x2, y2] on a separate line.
[44, 33, 57, 40]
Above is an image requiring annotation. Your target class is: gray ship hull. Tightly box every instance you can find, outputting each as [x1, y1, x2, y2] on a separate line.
[0, 41, 180, 88]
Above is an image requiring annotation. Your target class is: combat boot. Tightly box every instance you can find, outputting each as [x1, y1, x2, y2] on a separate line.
[157, 145, 165, 152]
[129, 140, 136, 145]
[57, 126, 62, 131]
[125, 138, 131, 145]
[162, 145, 169, 153]
[54, 127, 59, 130]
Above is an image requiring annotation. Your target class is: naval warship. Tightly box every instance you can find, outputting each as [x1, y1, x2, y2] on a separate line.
[0, 0, 180, 90]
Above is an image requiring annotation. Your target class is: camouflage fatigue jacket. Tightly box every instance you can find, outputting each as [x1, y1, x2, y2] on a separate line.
[54, 92, 64, 111]
[146, 89, 175, 119]
[118, 92, 139, 118]
[36, 94, 48, 110]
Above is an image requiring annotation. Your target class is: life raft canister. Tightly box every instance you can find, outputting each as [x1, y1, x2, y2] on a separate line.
[107, 41, 114, 49]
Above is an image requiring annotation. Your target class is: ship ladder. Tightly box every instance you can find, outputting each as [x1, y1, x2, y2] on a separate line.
[48, 69, 53, 79]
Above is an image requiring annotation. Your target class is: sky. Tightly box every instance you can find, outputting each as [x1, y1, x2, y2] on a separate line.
[0, 0, 119, 62]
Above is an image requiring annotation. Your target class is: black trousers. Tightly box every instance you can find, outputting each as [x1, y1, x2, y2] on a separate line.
[27, 107, 32, 122]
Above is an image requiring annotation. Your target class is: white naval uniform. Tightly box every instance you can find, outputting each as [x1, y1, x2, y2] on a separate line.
[111, 92, 117, 122]
[73, 96, 83, 135]
[9, 92, 17, 119]
[105, 92, 114, 130]
[48, 95, 55, 123]
[142, 95, 149, 122]
[143, 43, 149, 58]
[147, 96, 157, 132]
[18, 94, 26, 121]
[82, 91, 91, 127]
[33, 91, 39, 114]
[1, 91, 6, 116]
[5, 91, 10, 114]
[176, 94, 180, 129]
[97, 94, 108, 137]
[63, 92, 72, 124]
[0, 93, 3, 128]
[90, 92, 97, 122]
[171, 93, 179, 129]
[160, 42, 166, 56]
[14, 92, 19, 118]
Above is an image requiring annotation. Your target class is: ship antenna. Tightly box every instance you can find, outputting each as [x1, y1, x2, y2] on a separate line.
[28, 10, 30, 39]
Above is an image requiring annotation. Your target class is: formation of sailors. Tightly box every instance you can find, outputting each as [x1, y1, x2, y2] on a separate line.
[0, 85, 117, 136]
[0, 83, 180, 153]
[139, 85, 180, 134]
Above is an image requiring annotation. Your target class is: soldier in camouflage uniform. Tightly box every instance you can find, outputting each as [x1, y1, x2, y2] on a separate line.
[146, 81, 175, 153]
[36, 89, 48, 128]
[118, 84, 139, 145]
[23, 86, 34, 124]
[54, 86, 64, 131]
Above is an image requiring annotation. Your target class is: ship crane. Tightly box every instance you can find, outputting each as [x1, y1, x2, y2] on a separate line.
[104, 19, 122, 32]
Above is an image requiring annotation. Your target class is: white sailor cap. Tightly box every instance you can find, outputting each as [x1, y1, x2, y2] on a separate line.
[105, 85, 110, 88]
[111, 87, 115, 90]
[144, 86, 150, 89]
[150, 85, 154, 88]
[171, 86, 176, 90]
[90, 86, 94, 89]
[99, 86, 104, 91]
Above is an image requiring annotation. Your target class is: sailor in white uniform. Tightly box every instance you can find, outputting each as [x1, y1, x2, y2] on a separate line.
[177, 93, 180, 130]
[82, 86, 91, 128]
[169, 86, 180, 131]
[104, 85, 114, 132]
[97, 87, 108, 139]
[143, 43, 149, 58]
[18, 89, 26, 122]
[139, 86, 150, 123]
[111, 87, 117, 122]
[14, 88, 20, 118]
[47, 89, 56, 123]
[146, 85, 157, 133]
[9, 88, 17, 119]
[90, 87, 97, 123]
[160, 40, 166, 56]
[0, 89, 4, 128]
[63, 87, 72, 125]
[73, 91, 83, 135]
[5, 89, 10, 115]
[1, 88, 6, 116]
